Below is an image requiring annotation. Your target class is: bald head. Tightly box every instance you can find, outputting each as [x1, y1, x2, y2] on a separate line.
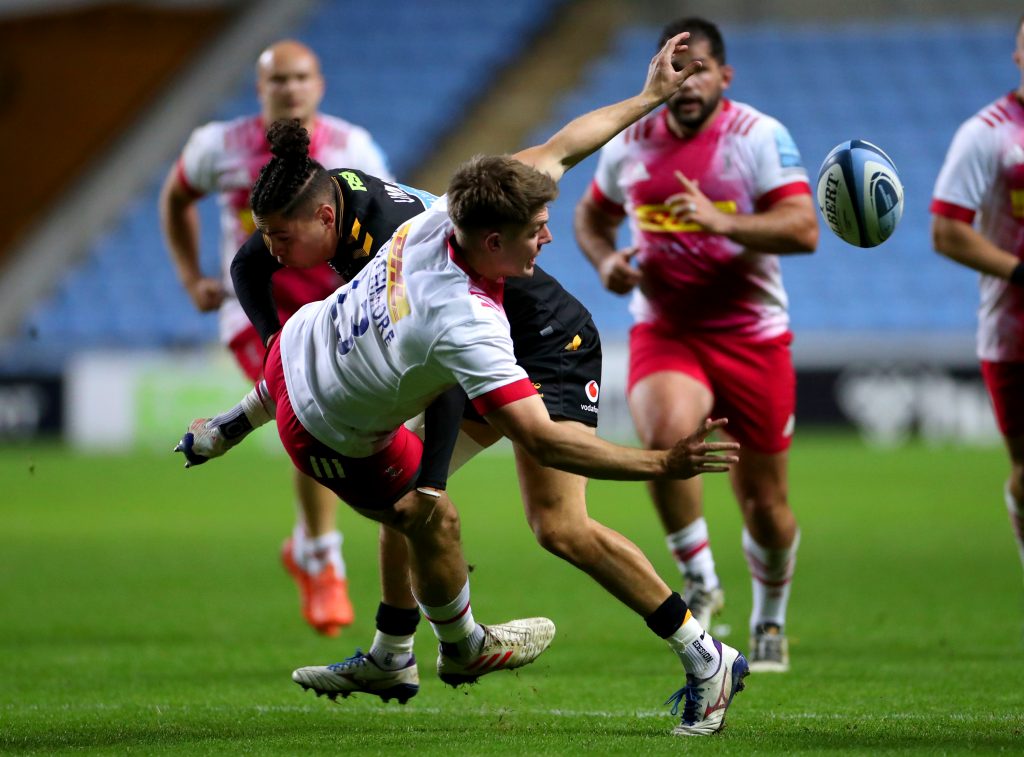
[256, 40, 325, 129]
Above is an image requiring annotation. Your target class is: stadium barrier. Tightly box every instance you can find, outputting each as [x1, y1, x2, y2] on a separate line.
[44, 344, 1000, 451]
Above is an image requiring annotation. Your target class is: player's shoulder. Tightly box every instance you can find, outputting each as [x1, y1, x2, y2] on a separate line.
[316, 113, 376, 143]
[186, 114, 262, 153]
[723, 99, 784, 138]
[965, 93, 1021, 132]
[945, 94, 1018, 155]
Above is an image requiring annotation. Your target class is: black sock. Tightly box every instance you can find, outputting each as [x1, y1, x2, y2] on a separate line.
[644, 592, 689, 638]
[375, 602, 421, 636]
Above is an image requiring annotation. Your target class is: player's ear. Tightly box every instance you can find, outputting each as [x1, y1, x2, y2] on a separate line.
[720, 64, 735, 89]
[315, 203, 335, 228]
[483, 230, 503, 254]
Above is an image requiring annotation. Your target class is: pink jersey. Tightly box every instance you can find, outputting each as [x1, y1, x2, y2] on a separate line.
[931, 92, 1024, 362]
[591, 100, 811, 339]
[176, 113, 392, 344]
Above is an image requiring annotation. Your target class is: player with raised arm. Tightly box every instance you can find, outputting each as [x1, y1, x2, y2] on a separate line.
[931, 14, 1024, 589]
[574, 17, 818, 672]
[159, 40, 392, 636]
[179, 34, 751, 736]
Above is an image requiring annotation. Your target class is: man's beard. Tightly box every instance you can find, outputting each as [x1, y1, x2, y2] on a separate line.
[670, 93, 721, 131]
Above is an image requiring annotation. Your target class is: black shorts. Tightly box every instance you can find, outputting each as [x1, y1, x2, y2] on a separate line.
[465, 317, 603, 428]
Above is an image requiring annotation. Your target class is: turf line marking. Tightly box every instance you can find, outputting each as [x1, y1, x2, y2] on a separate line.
[5, 703, 1022, 723]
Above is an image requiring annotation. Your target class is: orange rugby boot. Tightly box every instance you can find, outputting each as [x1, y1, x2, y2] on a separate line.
[307, 563, 355, 636]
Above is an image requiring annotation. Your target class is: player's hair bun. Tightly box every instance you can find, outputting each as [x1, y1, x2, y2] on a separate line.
[266, 119, 311, 164]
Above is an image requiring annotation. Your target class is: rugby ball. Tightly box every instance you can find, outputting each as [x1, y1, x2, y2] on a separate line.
[816, 140, 903, 248]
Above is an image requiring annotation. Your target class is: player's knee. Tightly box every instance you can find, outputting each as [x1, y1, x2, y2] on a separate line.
[393, 496, 461, 542]
[740, 488, 790, 518]
[531, 517, 596, 564]
[635, 424, 672, 450]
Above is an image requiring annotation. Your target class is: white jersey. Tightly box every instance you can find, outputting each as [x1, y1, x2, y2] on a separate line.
[176, 113, 392, 343]
[932, 92, 1024, 362]
[279, 196, 536, 457]
[591, 101, 811, 339]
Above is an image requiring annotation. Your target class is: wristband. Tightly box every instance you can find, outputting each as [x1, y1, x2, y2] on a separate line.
[1010, 262, 1024, 287]
[416, 487, 443, 499]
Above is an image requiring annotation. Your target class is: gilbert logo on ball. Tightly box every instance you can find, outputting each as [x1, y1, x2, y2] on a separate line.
[585, 380, 600, 403]
[817, 139, 904, 248]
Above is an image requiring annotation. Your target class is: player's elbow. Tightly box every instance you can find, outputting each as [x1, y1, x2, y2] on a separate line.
[794, 221, 819, 253]
[787, 208, 820, 252]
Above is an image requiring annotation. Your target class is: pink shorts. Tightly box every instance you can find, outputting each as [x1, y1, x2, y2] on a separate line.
[981, 360, 1024, 438]
[628, 323, 795, 454]
[229, 325, 267, 383]
[263, 338, 422, 509]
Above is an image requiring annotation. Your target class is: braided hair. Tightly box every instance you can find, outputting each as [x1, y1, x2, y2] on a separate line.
[251, 119, 333, 218]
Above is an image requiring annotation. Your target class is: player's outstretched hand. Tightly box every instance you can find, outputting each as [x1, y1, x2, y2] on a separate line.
[642, 32, 703, 105]
[173, 418, 229, 468]
[664, 418, 739, 479]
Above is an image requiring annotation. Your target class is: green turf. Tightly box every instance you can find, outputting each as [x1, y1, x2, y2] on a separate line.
[2, 433, 1023, 754]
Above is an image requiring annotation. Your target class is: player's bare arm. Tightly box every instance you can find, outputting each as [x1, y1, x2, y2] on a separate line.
[158, 167, 226, 311]
[483, 393, 738, 481]
[573, 188, 640, 294]
[932, 214, 1023, 282]
[513, 32, 702, 182]
[665, 171, 818, 253]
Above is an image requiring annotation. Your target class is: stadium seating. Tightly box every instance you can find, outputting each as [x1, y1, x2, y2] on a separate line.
[7, 0, 562, 367]
[6, 16, 1010, 368]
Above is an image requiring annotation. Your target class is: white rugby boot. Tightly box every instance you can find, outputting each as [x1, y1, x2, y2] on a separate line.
[292, 649, 419, 704]
[666, 638, 749, 736]
[748, 622, 790, 673]
[437, 617, 556, 687]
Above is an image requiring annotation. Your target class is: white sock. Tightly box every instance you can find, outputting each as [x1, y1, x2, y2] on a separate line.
[369, 630, 415, 670]
[290, 521, 307, 566]
[416, 581, 484, 658]
[305, 530, 345, 577]
[1005, 483, 1024, 572]
[667, 518, 720, 589]
[666, 614, 720, 679]
[743, 528, 799, 634]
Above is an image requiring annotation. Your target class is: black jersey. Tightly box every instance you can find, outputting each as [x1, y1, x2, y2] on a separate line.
[505, 266, 593, 360]
[231, 169, 433, 344]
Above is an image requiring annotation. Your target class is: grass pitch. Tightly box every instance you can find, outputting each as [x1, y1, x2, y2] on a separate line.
[2, 432, 1023, 754]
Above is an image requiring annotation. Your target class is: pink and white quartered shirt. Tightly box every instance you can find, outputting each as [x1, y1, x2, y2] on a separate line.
[931, 92, 1024, 362]
[280, 196, 536, 458]
[591, 100, 811, 340]
[176, 113, 392, 344]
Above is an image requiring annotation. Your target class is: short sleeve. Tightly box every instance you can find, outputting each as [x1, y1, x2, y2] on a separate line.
[932, 117, 998, 219]
[178, 122, 226, 197]
[431, 311, 535, 415]
[592, 136, 629, 209]
[748, 117, 811, 203]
